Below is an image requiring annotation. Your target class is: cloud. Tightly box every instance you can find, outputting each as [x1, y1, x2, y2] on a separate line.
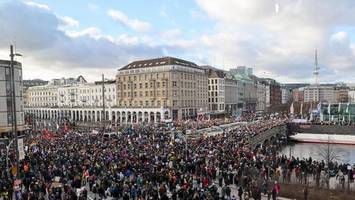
[0, 1, 165, 81]
[107, 9, 151, 32]
[24, 1, 50, 10]
[59, 16, 79, 27]
[195, 0, 355, 83]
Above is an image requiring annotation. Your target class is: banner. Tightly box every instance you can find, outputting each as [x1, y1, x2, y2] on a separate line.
[17, 138, 25, 160]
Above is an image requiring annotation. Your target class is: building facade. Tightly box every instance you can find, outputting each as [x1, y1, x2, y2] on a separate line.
[255, 80, 267, 111]
[303, 85, 336, 103]
[281, 86, 292, 104]
[292, 88, 304, 102]
[25, 78, 120, 125]
[0, 60, 24, 134]
[230, 69, 257, 113]
[206, 68, 238, 116]
[116, 57, 208, 121]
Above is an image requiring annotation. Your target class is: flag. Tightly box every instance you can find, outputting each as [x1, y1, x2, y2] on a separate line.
[289, 102, 294, 114]
[309, 102, 313, 114]
[64, 123, 69, 133]
[328, 104, 331, 115]
[346, 103, 350, 113]
[300, 102, 303, 115]
[317, 102, 321, 113]
[83, 170, 89, 178]
[338, 103, 341, 113]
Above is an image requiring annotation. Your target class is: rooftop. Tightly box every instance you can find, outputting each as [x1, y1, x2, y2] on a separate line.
[119, 56, 201, 71]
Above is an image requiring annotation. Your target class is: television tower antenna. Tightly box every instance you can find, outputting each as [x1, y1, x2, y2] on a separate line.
[313, 49, 319, 86]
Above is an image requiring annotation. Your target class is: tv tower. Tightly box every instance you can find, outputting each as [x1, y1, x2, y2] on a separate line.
[313, 49, 319, 86]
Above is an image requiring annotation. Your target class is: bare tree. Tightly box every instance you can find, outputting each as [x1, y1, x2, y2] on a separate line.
[317, 135, 349, 189]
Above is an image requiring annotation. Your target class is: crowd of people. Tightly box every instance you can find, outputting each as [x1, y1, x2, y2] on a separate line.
[1, 112, 351, 200]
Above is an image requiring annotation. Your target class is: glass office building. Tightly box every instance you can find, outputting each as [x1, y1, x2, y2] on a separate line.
[319, 103, 355, 122]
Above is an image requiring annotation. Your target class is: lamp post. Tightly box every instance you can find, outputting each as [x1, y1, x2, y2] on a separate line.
[347, 164, 351, 193]
[9, 45, 22, 177]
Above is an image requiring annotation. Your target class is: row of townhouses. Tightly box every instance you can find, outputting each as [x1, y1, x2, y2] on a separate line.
[19, 57, 288, 127]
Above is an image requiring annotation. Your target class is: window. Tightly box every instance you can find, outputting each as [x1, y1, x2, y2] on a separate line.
[145, 83, 148, 88]
[139, 83, 142, 89]
[162, 82, 166, 87]
[157, 82, 160, 88]
[145, 91, 149, 96]
[173, 100, 178, 106]
[173, 81, 177, 87]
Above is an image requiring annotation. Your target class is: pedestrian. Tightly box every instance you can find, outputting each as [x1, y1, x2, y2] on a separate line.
[238, 186, 243, 200]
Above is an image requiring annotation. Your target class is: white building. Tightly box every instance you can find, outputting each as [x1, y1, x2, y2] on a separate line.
[0, 60, 24, 134]
[303, 85, 336, 103]
[349, 90, 355, 103]
[25, 78, 118, 124]
[57, 81, 116, 108]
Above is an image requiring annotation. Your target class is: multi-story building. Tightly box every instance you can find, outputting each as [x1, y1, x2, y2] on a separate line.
[349, 91, 355, 103]
[255, 79, 267, 111]
[224, 79, 238, 115]
[230, 68, 257, 113]
[116, 57, 208, 121]
[259, 78, 281, 109]
[335, 87, 349, 103]
[205, 68, 238, 116]
[23, 79, 48, 107]
[303, 85, 336, 103]
[57, 81, 116, 108]
[25, 78, 117, 125]
[281, 86, 292, 104]
[292, 88, 304, 102]
[0, 60, 24, 135]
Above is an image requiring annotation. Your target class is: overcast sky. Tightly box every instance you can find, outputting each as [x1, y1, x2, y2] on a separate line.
[1, 0, 355, 83]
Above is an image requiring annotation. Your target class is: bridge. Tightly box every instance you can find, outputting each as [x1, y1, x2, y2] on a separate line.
[249, 124, 288, 149]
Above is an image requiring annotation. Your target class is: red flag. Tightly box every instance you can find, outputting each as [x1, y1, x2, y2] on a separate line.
[64, 123, 69, 133]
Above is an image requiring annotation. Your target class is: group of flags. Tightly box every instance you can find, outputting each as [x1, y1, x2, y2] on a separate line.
[290, 101, 351, 121]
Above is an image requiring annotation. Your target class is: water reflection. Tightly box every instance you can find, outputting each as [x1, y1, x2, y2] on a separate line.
[280, 142, 355, 164]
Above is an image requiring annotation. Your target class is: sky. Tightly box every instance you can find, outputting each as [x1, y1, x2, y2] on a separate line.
[1, 0, 355, 83]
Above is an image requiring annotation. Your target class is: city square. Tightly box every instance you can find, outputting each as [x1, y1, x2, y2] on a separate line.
[1, 1, 355, 200]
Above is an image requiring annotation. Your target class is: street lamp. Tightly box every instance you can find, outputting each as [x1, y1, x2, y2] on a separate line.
[9, 45, 22, 177]
[347, 164, 351, 193]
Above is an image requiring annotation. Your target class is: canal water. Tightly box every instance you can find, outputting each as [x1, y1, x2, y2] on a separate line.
[280, 142, 355, 164]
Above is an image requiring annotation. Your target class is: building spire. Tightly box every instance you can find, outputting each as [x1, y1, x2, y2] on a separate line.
[313, 49, 320, 86]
